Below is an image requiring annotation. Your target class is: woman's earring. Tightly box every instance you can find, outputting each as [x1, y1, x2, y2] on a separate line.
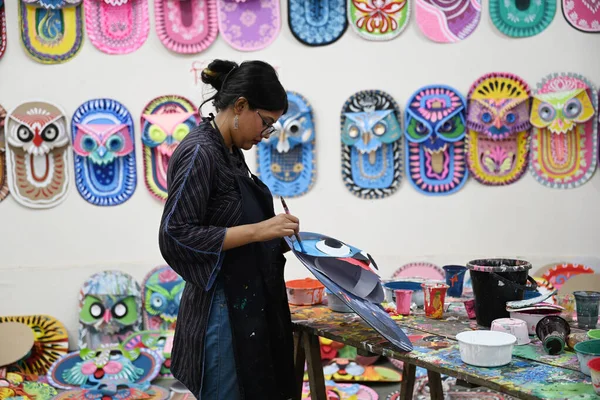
[234, 115, 239, 130]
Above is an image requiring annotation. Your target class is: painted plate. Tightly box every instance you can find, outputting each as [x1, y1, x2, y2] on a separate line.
[302, 381, 378, 399]
[392, 262, 445, 280]
[542, 264, 594, 290]
[0, 315, 69, 375]
[52, 385, 170, 400]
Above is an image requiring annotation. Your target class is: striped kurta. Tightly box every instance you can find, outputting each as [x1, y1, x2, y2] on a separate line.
[158, 117, 248, 397]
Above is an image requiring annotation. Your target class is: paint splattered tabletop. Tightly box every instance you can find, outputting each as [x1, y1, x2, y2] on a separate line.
[290, 305, 596, 400]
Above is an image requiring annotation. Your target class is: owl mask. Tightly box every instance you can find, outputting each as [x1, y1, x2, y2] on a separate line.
[285, 233, 413, 352]
[47, 347, 162, 391]
[71, 99, 137, 206]
[489, 0, 556, 37]
[466, 73, 532, 186]
[142, 265, 185, 331]
[529, 73, 598, 189]
[404, 85, 468, 195]
[5, 101, 71, 208]
[78, 271, 142, 350]
[19, 0, 84, 64]
[0, 104, 7, 202]
[341, 90, 402, 199]
[256, 91, 316, 197]
[83, 0, 150, 55]
[141, 95, 199, 201]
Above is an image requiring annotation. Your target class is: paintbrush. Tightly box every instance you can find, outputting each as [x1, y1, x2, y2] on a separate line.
[280, 197, 306, 252]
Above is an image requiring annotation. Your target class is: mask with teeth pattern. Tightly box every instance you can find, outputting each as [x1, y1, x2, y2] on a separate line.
[404, 85, 468, 195]
[141, 95, 199, 201]
[529, 73, 598, 189]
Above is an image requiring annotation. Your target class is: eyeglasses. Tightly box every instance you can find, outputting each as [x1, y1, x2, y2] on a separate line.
[257, 111, 276, 138]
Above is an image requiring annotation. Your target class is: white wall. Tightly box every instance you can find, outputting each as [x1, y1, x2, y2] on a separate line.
[1, 1, 599, 350]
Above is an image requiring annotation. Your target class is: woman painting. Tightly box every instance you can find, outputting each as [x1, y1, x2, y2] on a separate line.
[159, 59, 299, 400]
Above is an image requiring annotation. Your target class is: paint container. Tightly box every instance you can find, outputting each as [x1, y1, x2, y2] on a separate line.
[463, 299, 477, 319]
[509, 309, 562, 335]
[466, 259, 536, 327]
[574, 339, 600, 376]
[456, 330, 516, 367]
[536, 316, 570, 355]
[443, 265, 467, 297]
[325, 290, 352, 313]
[285, 278, 325, 306]
[555, 294, 576, 322]
[588, 329, 600, 340]
[383, 281, 424, 307]
[588, 357, 600, 395]
[422, 283, 449, 319]
[573, 291, 600, 329]
[490, 318, 530, 345]
[567, 332, 588, 350]
[395, 289, 413, 316]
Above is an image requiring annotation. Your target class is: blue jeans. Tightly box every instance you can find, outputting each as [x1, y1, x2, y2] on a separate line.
[200, 281, 241, 400]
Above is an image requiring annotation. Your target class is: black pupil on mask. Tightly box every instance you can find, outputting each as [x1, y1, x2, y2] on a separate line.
[18, 127, 33, 142]
[90, 303, 104, 318]
[416, 123, 427, 133]
[324, 238, 343, 249]
[42, 124, 58, 142]
[289, 124, 299, 134]
[112, 302, 127, 318]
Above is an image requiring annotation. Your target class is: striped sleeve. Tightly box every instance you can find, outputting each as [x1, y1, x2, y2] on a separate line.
[159, 143, 226, 291]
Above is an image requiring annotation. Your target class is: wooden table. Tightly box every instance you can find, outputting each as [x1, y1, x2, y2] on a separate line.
[290, 304, 597, 400]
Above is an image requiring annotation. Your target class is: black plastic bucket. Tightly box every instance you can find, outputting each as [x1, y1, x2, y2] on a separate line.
[466, 258, 537, 327]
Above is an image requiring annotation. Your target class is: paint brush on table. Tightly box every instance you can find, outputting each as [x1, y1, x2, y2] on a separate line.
[280, 196, 306, 252]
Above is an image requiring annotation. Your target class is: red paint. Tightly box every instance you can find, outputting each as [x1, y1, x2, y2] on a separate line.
[286, 278, 324, 289]
[588, 357, 600, 372]
[337, 257, 371, 272]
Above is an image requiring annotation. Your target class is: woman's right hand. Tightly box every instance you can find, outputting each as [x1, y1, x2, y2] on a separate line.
[254, 213, 299, 242]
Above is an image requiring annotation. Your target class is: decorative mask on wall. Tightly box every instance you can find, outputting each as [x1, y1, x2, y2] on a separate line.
[404, 85, 468, 195]
[0, 315, 69, 375]
[141, 95, 199, 201]
[0, 0, 6, 59]
[217, 0, 281, 51]
[83, 0, 149, 55]
[256, 91, 316, 198]
[347, 0, 409, 40]
[6, 101, 71, 208]
[122, 330, 174, 378]
[285, 233, 413, 352]
[155, 0, 218, 53]
[288, 0, 347, 46]
[142, 265, 185, 331]
[0, 104, 7, 202]
[562, 0, 600, 32]
[19, 0, 84, 63]
[47, 347, 162, 391]
[71, 99, 136, 206]
[529, 73, 598, 188]
[341, 90, 402, 199]
[489, 0, 556, 37]
[466, 73, 531, 186]
[416, 0, 481, 43]
[78, 271, 142, 350]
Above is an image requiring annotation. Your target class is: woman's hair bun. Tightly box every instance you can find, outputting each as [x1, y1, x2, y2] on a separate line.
[201, 59, 239, 91]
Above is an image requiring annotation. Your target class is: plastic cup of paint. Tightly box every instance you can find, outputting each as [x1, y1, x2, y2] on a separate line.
[573, 291, 600, 329]
[463, 299, 476, 319]
[588, 329, 600, 340]
[555, 294, 576, 322]
[421, 283, 449, 319]
[395, 289, 413, 316]
[588, 357, 600, 395]
[443, 265, 467, 298]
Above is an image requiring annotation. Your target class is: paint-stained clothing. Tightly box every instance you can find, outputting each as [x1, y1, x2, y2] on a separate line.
[158, 118, 245, 396]
[158, 116, 295, 399]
